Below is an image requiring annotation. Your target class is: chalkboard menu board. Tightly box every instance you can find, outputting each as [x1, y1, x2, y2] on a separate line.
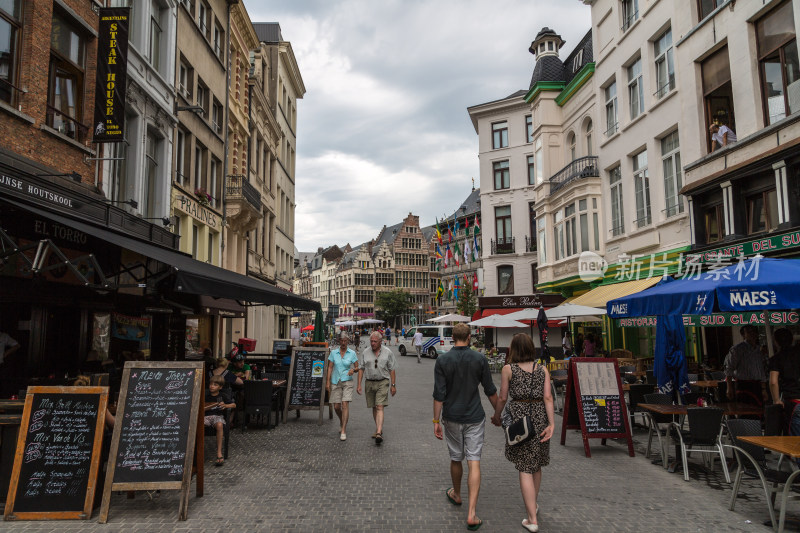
[4, 386, 108, 521]
[99, 361, 203, 523]
[272, 339, 291, 354]
[284, 347, 328, 424]
[559, 358, 633, 458]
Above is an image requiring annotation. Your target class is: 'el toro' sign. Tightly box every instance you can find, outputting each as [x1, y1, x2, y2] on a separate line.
[617, 311, 800, 328]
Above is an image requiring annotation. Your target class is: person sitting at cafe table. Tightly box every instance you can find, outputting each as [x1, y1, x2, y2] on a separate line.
[211, 357, 243, 393]
[230, 353, 252, 381]
[205, 375, 236, 466]
[769, 328, 800, 435]
[724, 325, 768, 406]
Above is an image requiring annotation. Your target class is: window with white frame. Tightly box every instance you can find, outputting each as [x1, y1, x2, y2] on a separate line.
[572, 49, 584, 73]
[585, 119, 593, 156]
[564, 203, 577, 257]
[579, 199, 590, 252]
[0, 1, 22, 105]
[525, 114, 533, 143]
[493, 160, 510, 190]
[567, 132, 576, 161]
[592, 198, 600, 250]
[605, 82, 618, 136]
[654, 28, 674, 99]
[661, 131, 683, 217]
[149, 0, 163, 73]
[554, 210, 564, 260]
[213, 22, 224, 60]
[527, 155, 535, 185]
[178, 60, 192, 99]
[628, 57, 644, 119]
[609, 166, 624, 236]
[144, 129, 160, 218]
[537, 217, 547, 264]
[198, 0, 209, 39]
[633, 150, 651, 228]
[492, 121, 508, 149]
[622, 0, 639, 31]
[535, 137, 543, 183]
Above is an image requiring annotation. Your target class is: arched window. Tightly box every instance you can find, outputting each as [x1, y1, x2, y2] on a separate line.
[567, 132, 576, 161]
[585, 119, 593, 156]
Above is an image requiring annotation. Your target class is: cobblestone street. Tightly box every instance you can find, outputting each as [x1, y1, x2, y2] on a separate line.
[3, 346, 792, 532]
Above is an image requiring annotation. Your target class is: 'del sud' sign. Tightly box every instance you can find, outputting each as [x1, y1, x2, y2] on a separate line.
[92, 8, 130, 143]
[617, 311, 800, 328]
[687, 228, 800, 264]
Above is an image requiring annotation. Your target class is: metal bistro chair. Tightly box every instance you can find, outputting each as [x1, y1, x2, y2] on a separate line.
[550, 369, 568, 413]
[263, 371, 288, 425]
[643, 393, 675, 468]
[726, 418, 800, 530]
[619, 365, 637, 384]
[628, 384, 654, 428]
[671, 406, 730, 483]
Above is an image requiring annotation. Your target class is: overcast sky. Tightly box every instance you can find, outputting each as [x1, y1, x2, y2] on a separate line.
[243, 0, 592, 253]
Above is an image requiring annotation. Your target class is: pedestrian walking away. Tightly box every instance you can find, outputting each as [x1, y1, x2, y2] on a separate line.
[413, 328, 424, 363]
[326, 332, 359, 441]
[357, 331, 397, 444]
[491, 333, 555, 532]
[433, 323, 499, 531]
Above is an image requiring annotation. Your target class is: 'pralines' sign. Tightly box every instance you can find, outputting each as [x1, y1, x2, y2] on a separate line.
[174, 189, 219, 228]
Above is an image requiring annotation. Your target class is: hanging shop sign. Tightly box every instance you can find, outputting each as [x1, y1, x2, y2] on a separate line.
[479, 293, 565, 309]
[92, 7, 131, 143]
[111, 312, 151, 342]
[617, 311, 800, 328]
[686, 229, 800, 264]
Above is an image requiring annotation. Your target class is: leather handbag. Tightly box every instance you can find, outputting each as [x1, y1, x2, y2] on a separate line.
[505, 415, 534, 446]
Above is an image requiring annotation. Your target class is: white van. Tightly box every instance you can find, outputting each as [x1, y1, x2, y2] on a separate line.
[398, 324, 454, 359]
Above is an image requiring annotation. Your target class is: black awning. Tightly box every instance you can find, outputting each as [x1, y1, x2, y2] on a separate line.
[1, 198, 320, 311]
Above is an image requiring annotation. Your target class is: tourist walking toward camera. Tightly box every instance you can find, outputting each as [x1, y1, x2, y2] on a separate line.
[357, 331, 396, 444]
[433, 323, 498, 531]
[326, 332, 359, 441]
[491, 333, 555, 532]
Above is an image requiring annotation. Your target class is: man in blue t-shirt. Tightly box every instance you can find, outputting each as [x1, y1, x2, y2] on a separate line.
[433, 323, 498, 531]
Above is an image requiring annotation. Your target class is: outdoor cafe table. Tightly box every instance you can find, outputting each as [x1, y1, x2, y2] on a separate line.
[638, 402, 762, 417]
[737, 436, 800, 533]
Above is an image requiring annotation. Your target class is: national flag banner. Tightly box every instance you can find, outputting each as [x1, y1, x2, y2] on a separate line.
[464, 217, 470, 237]
[447, 222, 454, 243]
[473, 234, 480, 259]
[452, 239, 460, 266]
[463, 237, 471, 264]
[473, 272, 478, 291]
[437, 280, 444, 298]
[444, 243, 451, 267]
[454, 277, 460, 301]
[455, 218, 460, 233]
[474, 217, 480, 235]
[435, 244, 443, 259]
[435, 218, 443, 245]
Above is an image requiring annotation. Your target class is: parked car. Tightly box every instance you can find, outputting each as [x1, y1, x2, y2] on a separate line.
[398, 324, 454, 359]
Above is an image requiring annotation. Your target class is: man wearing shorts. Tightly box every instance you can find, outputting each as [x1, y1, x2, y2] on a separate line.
[357, 331, 396, 445]
[326, 332, 359, 441]
[433, 323, 498, 531]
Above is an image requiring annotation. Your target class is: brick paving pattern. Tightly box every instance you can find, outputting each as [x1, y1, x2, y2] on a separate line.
[2, 344, 791, 531]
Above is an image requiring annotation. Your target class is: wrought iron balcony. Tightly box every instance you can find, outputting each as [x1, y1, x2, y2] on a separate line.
[525, 235, 537, 253]
[226, 174, 261, 211]
[491, 237, 515, 255]
[549, 156, 599, 193]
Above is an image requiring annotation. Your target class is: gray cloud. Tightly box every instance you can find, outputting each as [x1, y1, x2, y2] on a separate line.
[242, 0, 591, 251]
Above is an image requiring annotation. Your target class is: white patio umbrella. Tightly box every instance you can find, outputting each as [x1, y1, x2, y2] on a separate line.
[505, 303, 607, 322]
[430, 313, 472, 323]
[360, 318, 384, 324]
[336, 320, 357, 326]
[468, 315, 528, 328]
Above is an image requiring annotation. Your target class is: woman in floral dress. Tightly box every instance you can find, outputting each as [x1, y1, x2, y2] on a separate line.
[492, 333, 555, 532]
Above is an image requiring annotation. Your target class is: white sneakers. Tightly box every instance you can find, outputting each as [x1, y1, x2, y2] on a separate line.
[340, 433, 346, 441]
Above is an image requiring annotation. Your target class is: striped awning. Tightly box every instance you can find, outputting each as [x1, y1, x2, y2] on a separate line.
[569, 277, 662, 309]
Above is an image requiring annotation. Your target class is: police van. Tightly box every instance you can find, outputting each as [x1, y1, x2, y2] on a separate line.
[398, 324, 454, 359]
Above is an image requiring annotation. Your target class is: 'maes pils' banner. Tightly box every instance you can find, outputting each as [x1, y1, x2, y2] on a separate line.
[93, 8, 130, 143]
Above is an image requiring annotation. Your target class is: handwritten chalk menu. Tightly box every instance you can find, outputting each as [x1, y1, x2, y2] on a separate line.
[99, 361, 203, 523]
[284, 347, 328, 425]
[4, 386, 108, 521]
[559, 358, 634, 458]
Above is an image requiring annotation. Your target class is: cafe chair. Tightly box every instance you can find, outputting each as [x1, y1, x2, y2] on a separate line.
[711, 371, 726, 381]
[263, 371, 288, 425]
[619, 365, 637, 384]
[725, 418, 800, 530]
[550, 369, 568, 413]
[628, 384, 654, 428]
[670, 406, 730, 483]
[687, 373, 699, 383]
[643, 393, 675, 468]
[243, 380, 277, 431]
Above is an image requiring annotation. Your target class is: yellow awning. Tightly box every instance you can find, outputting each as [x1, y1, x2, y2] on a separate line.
[569, 277, 662, 309]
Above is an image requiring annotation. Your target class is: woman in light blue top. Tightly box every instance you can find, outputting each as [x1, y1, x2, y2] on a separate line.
[326, 332, 359, 441]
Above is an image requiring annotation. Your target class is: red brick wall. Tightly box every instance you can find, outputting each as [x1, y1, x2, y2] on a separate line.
[0, 0, 99, 183]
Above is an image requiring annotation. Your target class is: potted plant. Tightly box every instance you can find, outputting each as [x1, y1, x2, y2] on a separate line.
[194, 187, 211, 206]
